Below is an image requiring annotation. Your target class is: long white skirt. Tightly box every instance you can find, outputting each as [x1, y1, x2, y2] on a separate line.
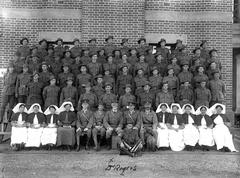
[156, 124, 169, 148]
[169, 129, 185, 151]
[198, 127, 214, 146]
[10, 126, 28, 145]
[183, 124, 200, 146]
[25, 127, 43, 147]
[41, 127, 57, 145]
[213, 124, 237, 152]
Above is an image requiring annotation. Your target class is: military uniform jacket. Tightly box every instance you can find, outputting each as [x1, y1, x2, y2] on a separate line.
[104, 110, 123, 129]
[171, 63, 181, 76]
[99, 93, 117, 110]
[39, 71, 53, 87]
[87, 62, 102, 77]
[176, 86, 194, 105]
[88, 44, 99, 54]
[104, 44, 117, 54]
[155, 90, 174, 107]
[167, 113, 184, 125]
[11, 112, 28, 122]
[156, 111, 170, 123]
[28, 61, 40, 74]
[209, 79, 225, 102]
[70, 46, 82, 58]
[127, 55, 138, 66]
[76, 73, 92, 88]
[195, 114, 213, 127]
[58, 111, 76, 126]
[140, 111, 158, 129]
[80, 56, 91, 65]
[178, 71, 193, 84]
[14, 59, 26, 74]
[54, 46, 65, 58]
[92, 84, 105, 100]
[134, 75, 148, 89]
[77, 92, 98, 110]
[2, 72, 17, 95]
[77, 110, 93, 129]
[154, 62, 168, 77]
[42, 85, 60, 108]
[45, 114, 58, 124]
[120, 46, 130, 57]
[37, 47, 48, 61]
[16, 45, 31, 58]
[50, 61, 62, 76]
[156, 47, 170, 61]
[27, 81, 44, 97]
[60, 85, 78, 107]
[122, 128, 140, 146]
[193, 73, 209, 88]
[178, 53, 191, 66]
[123, 110, 141, 129]
[138, 91, 155, 108]
[44, 54, 55, 66]
[134, 62, 149, 76]
[194, 87, 211, 103]
[58, 72, 75, 88]
[119, 93, 136, 110]
[27, 112, 46, 124]
[103, 62, 117, 76]
[163, 75, 179, 90]
[62, 57, 75, 66]
[145, 54, 156, 66]
[117, 62, 132, 75]
[92, 111, 105, 126]
[148, 75, 162, 89]
[116, 74, 133, 94]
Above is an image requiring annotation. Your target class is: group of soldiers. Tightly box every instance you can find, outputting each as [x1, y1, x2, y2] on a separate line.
[0, 36, 227, 155]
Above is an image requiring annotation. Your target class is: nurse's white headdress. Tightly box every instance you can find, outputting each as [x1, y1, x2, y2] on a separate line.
[12, 103, 28, 114]
[195, 105, 211, 116]
[156, 103, 171, 113]
[27, 103, 43, 114]
[210, 103, 226, 115]
[44, 105, 59, 115]
[170, 103, 183, 114]
[58, 101, 74, 113]
[182, 104, 195, 114]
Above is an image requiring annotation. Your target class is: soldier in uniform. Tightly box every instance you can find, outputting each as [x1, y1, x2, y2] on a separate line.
[138, 81, 155, 110]
[116, 65, 133, 96]
[149, 66, 163, 95]
[87, 52, 102, 78]
[62, 49, 75, 66]
[117, 53, 132, 75]
[145, 47, 156, 66]
[15, 64, 31, 103]
[104, 36, 116, 55]
[171, 39, 183, 57]
[88, 38, 99, 54]
[50, 55, 62, 77]
[134, 52, 149, 76]
[76, 99, 93, 151]
[178, 61, 193, 85]
[119, 84, 136, 111]
[37, 39, 48, 61]
[163, 66, 179, 98]
[155, 82, 175, 107]
[120, 38, 130, 57]
[140, 102, 158, 151]
[0, 63, 17, 125]
[154, 52, 168, 76]
[206, 61, 221, 80]
[191, 47, 207, 68]
[42, 75, 60, 109]
[200, 40, 210, 60]
[103, 53, 117, 78]
[91, 103, 106, 151]
[26, 72, 44, 108]
[123, 101, 141, 130]
[80, 48, 91, 65]
[97, 48, 107, 64]
[60, 76, 78, 108]
[194, 79, 212, 109]
[70, 56, 81, 76]
[127, 48, 138, 66]
[176, 81, 194, 107]
[177, 45, 191, 66]
[99, 83, 117, 111]
[58, 63, 74, 89]
[209, 70, 226, 106]
[54, 38, 65, 58]
[208, 49, 222, 71]
[103, 69, 116, 94]
[169, 56, 181, 76]
[92, 74, 105, 101]
[44, 45, 55, 66]
[28, 55, 40, 74]
[156, 38, 170, 62]
[77, 82, 98, 111]
[13, 51, 25, 74]
[76, 64, 92, 95]
[134, 68, 148, 98]
[113, 49, 121, 65]
[137, 38, 148, 54]
[103, 102, 123, 149]
[16, 37, 31, 59]
[39, 62, 53, 88]
[70, 38, 82, 58]
[192, 65, 209, 88]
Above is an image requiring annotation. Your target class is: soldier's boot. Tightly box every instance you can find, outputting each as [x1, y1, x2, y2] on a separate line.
[85, 137, 90, 150]
[93, 135, 98, 151]
[119, 147, 134, 157]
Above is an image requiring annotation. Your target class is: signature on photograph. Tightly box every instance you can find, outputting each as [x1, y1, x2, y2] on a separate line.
[105, 158, 137, 176]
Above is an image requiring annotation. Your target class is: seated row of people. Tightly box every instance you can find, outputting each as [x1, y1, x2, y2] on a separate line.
[10, 100, 238, 156]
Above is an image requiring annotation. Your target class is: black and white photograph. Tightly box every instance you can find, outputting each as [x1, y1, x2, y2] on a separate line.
[0, 0, 239, 177]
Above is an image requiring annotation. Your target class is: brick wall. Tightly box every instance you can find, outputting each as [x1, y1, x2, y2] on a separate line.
[0, 0, 234, 111]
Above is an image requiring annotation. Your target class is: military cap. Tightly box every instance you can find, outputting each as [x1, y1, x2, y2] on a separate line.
[138, 51, 146, 57]
[176, 39, 182, 44]
[136, 67, 144, 72]
[155, 52, 163, 57]
[33, 71, 39, 77]
[81, 99, 89, 104]
[129, 48, 137, 52]
[79, 63, 88, 69]
[95, 74, 103, 79]
[39, 39, 48, 45]
[41, 61, 48, 66]
[181, 81, 190, 85]
[209, 49, 218, 55]
[105, 82, 113, 87]
[125, 84, 132, 89]
[73, 38, 80, 43]
[128, 100, 136, 106]
[82, 47, 90, 51]
[121, 38, 128, 45]
[196, 64, 205, 71]
[121, 51, 128, 56]
[167, 64, 174, 70]
[199, 78, 207, 83]
[143, 81, 151, 87]
[22, 63, 28, 69]
[120, 64, 129, 70]
[64, 49, 71, 55]
[49, 75, 56, 81]
[138, 37, 146, 44]
[212, 70, 220, 75]
[31, 45, 38, 50]
[192, 47, 201, 54]
[63, 63, 70, 67]
[107, 53, 113, 57]
[89, 51, 98, 57]
[66, 76, 73, 81]
[111, 102, 118, 108]
[20, 37, 29, 45]
[89, 38, 97, 43]
[181, 60, 189, 67]
[55, 38, 63, 43]
[48, 44, 54, 50]
[151, 66, 159, 72]
[144, 102, 151, 108]
[200, 40, 207, 47]
[159, 38, 166, 44]
[105, 36, 114, 42]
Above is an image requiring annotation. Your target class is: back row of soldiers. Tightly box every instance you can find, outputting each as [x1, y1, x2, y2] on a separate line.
[0, 36, 225, 124]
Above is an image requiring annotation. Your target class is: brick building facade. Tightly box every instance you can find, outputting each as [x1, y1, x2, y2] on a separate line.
[0, 0, 233, 110]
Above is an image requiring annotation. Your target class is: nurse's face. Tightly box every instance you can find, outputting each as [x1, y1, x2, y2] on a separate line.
[19, 105, 25, 113]
[50, 107, 56, 114]
[216, 107, 223, 114]
[33, 105, 39, 113]
[200, 107, 207, 115]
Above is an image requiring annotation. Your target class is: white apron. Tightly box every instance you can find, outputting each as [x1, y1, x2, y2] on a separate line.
[213, 115, 237, 152]
[41, 115, 57, 145]
[183, 115, 199, 146]
[25, 115, 43, 147]
[198, 116, 214, 146]
[10, 113, 28, 145]
[168, 116, 185, 151]
[156, 113, 169, 148]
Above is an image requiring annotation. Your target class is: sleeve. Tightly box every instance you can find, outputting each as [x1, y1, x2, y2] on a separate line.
[152, 112, 158, 129]
[42, 86, 47, 101]
[15, 76, 20, 96]
[103, 112, 110, 129]
[70, 112, 77, 126]
[76, 112, 82, 128]
[77, 95, 83, 111]
[59, 89, 64, 106]
[135, 112, 141, 129]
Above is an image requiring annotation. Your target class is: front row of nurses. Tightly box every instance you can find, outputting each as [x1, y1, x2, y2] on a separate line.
[156, 103, 238, 152]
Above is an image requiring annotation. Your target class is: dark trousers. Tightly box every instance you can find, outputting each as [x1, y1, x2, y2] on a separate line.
[0, 95, 15, 123]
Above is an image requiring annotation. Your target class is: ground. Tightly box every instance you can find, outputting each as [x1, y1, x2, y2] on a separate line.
[0, 128, 239, 178]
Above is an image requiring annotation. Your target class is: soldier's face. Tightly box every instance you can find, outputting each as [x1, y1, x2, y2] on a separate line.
[67, 80, 73, 85]
[84, 50, 89, 56]
[157, 55, 162, 62]
[183, 65, 189, 70]
[200, 82, 206, 87]
[105, 86, 111, 92]
[9, 67, 14, 73]
[168, 69, 174, 75]
[211, 51, 218, 58]
[63, 66, 69, 72]
[214, 73, 220, 79]
[195, 50, 201, 56]
[105, 71, 110, 75]
[115, 51, 120, 56]
[97, 78, 103, 83]
[82, 103, 88, 110]
[131, 50, 136, 55]
[128, 104, 135, 110]
[144, 85, 150, 91]
[98, 105, 104, 111]
[139, 55, 145, 62]
[74, 41, 80, 46]
[57, 41, 62, 46]
[122, 67, 128, 73]
[65, 52, 71, 57]
[153, 70, 158, 75]
[123, 42, 128, 46]
[23, 67, 28, 73]
[22, 40, 28, 46]
[122, 55, 127, 61]
[198, 67, 204, 73]
[33, 74, 39, 80]
[90, 40, 96, 45]
[81, 66, 87, 72]
[126, 124, 133, 129]
[75, 56, 80, 62]
[92, 55, 97, 62]
[138, 70, 143, 75]
[210, 62, 216, 68]
[42, 65, 47, 71]
[176, 42, 182, 48]
[85, 86, 91, 92]
[125, 87, 131, 93]
[160, 41, 166, 47]
[172, 58, 177, 63]
[32, 57, 38, 62]
[50, 79, 56, 85]
[184, 82, 189, 87]
[140, 40, 145, 46]
[107, 56, 113, 63]
[162, 84, 168, 90]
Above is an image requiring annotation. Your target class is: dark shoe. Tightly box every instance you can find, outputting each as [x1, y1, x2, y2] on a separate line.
[85, 145, 90, 150]
[224, 147, 231, 152]
[76, 145, 80, 152]
[67, 146, 71, 152]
